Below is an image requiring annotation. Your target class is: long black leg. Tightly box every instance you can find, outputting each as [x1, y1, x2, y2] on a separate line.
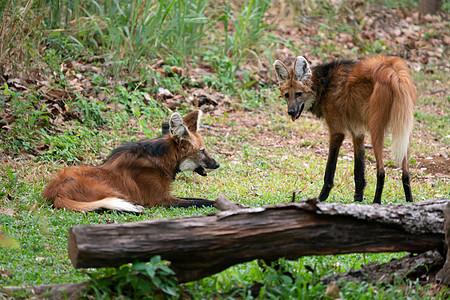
[373, 167, 385, 204]
[353, 135, 366, 202]
[318, 133, 345, 202]
[369, 116, 387, 204]
[401, 155, 413, 202]
[402, 173, 413, 202]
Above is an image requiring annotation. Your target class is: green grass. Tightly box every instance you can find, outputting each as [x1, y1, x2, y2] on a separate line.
[1, 0, 450, 298]
[1, 87, 449, 297]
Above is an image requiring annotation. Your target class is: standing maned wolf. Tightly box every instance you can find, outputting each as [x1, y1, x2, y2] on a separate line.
[273, 56, 417, 204]
[42, 110, 220, 212]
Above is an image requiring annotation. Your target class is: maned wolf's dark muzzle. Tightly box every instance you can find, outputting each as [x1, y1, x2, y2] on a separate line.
[288, 102, 305, 122]
[194, 159, 220, 177]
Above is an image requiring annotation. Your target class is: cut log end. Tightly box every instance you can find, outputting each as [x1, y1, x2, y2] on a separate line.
[68, 227, 79, 268]
[436, 201, 450, 285]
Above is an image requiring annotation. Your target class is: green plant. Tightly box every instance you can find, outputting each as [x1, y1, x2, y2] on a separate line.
[113, 85, 168, 128]
[40, 128, 91, 163]
[42, 48, 68, 86]
[73, 0, 211, 76]
[376, 0, 417, 10]
[0, 84, 50, 155]
[237, 86, 273, 110]
[201, 50, 238, 91]
[415, 109, 449, 142]
[72, 94, 107, 127]
[85, 256, 180, 299]
[219, 0, 274, 67]
[0, 0, 43, 72]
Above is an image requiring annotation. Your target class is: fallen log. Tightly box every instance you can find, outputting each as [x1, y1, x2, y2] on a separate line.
[68, 198, 448, 283]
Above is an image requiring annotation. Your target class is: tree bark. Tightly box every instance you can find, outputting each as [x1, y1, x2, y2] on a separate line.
[68, 199, 448, 283]
[1, 283, 87, 300]
[419, 0, 442, 15]
[321, 250, 445, 284]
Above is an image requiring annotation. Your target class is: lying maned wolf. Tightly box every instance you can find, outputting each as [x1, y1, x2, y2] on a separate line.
[273, 56, 416, 204]
[42, 110, 220, 212]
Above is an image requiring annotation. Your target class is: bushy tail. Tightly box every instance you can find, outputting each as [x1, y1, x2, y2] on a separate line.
[368, 57, 417, 165]
[388, 60, 417, 164]
[54, 197, 141, 212]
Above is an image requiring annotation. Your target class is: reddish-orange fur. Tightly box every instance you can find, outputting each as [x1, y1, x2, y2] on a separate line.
[273, 56, 416, 203]
[42, 111, 219, 212]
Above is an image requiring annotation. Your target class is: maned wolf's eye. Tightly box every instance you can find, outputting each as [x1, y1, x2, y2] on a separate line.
[295, 92, 302, 98]
[284, 93, 289, 99]
[201, 149, 206, 155]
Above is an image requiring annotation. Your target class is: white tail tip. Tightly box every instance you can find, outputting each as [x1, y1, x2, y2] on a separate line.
[98, 197, 142, 212]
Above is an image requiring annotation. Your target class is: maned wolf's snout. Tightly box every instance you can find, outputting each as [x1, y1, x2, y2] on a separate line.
[288, 109, 296, 116]
[194, 158, 220, 177]
[288, 103, 305, 122]
[205, 157, 220, 170]
[209, 161, 220, 169]
[204, 151, 220, 170]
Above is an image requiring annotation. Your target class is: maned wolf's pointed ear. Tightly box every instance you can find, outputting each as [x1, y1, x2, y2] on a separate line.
[183, 110, 202, 133]
[293, 56, 311, 82]
[170, 113, 189, 142]
[273, 60, 290, 83]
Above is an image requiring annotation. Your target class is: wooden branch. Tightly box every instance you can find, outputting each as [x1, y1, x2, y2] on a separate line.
[68, 199, 448, 283]
[321, 250, 445, 284]
[214, 194, 241, 211]
[1, 283, 87, 299]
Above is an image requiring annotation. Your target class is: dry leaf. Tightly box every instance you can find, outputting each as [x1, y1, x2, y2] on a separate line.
[325, 282, 340, 299]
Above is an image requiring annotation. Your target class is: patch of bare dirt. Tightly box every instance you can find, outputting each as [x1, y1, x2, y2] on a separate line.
[267, 2, 449, 71]
[413, 154, 450, 182]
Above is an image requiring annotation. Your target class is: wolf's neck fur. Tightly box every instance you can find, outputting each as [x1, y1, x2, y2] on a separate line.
[309, 59, 357, 118]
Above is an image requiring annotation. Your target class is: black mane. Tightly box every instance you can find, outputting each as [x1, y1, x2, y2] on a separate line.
[104, 135, 171, 163]
[313, 59, 356, 94]
[310, 59, 357, 117]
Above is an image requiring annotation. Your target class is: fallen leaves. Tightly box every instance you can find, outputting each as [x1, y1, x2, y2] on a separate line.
[270, 4, 449, 74]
